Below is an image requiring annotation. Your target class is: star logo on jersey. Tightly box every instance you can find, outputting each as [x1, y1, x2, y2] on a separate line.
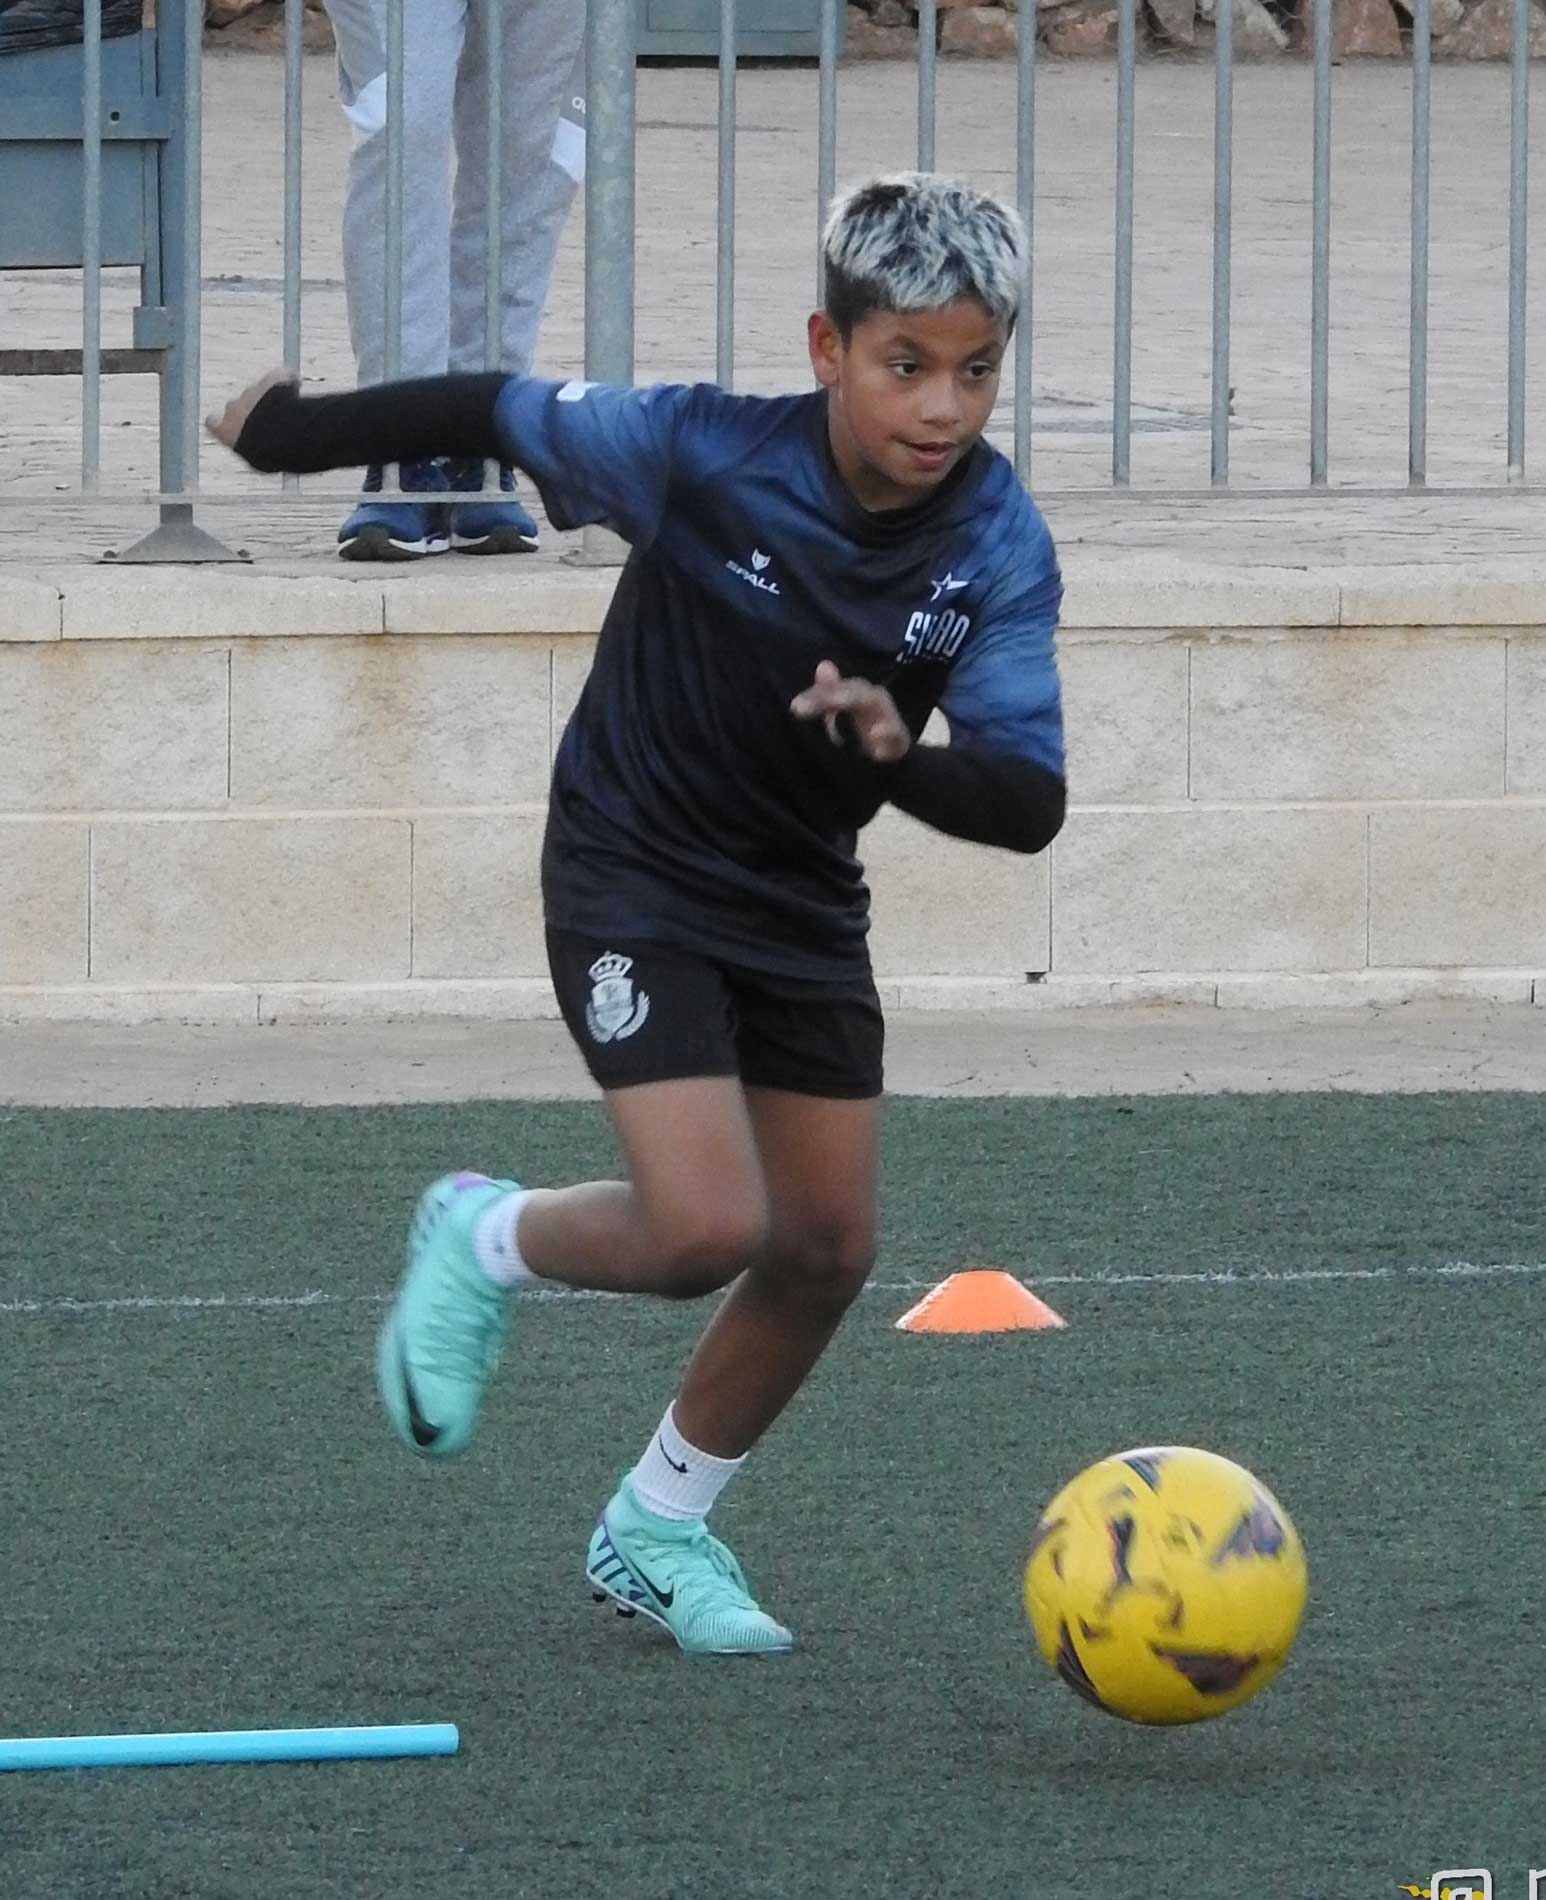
[929, 570, 970, 602]
[726, 546, 781, 597]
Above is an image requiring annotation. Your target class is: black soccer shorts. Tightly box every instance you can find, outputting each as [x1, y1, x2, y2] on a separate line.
[546, 928, 885, 1100]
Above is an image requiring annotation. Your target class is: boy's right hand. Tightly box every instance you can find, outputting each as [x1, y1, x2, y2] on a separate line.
[791, 661, 911, 764]
[205, 367, 297, 453]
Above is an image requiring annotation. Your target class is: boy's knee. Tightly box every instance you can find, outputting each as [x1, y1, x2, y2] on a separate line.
[650, 1202, 770, 1300]
[769, 1220, 877, 1309]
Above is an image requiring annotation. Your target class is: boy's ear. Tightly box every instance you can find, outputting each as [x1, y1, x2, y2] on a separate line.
[807, 310, 842, 389]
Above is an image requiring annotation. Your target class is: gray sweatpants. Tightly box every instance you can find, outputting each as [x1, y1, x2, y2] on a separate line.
[322, 0, 586, 387]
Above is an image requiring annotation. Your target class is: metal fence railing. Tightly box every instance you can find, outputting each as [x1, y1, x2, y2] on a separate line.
[558, 0, 1539, 498]
[0, 0, 1538, 563]
[0, 0, 226, 559]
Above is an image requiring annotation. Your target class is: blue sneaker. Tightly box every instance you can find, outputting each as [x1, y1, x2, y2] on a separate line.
[446, 457, 539, 555]
[376, 1171, 517, 1458]
[338, 460, 451, 562]
[586, 1475, 794, 1656]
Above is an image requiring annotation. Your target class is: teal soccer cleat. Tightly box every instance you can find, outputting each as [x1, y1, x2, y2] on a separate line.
[376, 1172, 516, 1458]
[585, 1476, 794, 1656]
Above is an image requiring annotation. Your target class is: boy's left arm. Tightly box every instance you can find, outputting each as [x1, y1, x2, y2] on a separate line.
[894, 555, 1065, 853]
[792, 556, 1066, 854]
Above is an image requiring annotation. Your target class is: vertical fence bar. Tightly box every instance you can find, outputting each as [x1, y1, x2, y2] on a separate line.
[585, 0, 635, 385]
[1013, 0, 1036, 486]
[917, 0, 937, 170]
[818, 0, 839, 300]
[81, 0, 103, 490]
[282, 0, 304, 491]
[1507, 0, 1529, 482]
[1112, 0, 1135, 485]
[1210, 0, 1232, 486]
[1310, 0, 1331, 486]
[573, 0, 634, 558]
[1409, 0, 1431, 486]
[717, 0, 737, 387]
[483, 0, 505, 376]
[177, 0, 202, 495]
[578, 0, 635, 561]
[482, 0, 505, 497]
[384, 0, 405, 384]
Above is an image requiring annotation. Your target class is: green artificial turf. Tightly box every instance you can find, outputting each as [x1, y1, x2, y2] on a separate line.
[1, 1094, 1542, 1900]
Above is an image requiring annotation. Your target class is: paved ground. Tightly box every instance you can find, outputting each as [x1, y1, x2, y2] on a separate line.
[7, 52, 1544, 1082]
[4, 1002, 1544, 1105]
[5, 52, 1545, 566]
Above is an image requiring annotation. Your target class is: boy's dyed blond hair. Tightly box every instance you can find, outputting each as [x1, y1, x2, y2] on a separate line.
[821, 172, 1025, 339]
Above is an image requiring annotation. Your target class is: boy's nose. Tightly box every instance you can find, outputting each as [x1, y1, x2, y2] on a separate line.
[919, 378, 964, 432]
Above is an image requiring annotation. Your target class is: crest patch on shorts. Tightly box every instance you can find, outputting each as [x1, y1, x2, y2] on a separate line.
[584, 951, 651, 1044]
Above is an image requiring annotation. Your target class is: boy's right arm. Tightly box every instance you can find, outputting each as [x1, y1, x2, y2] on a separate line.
[210, 369, 692, 548]
[209, 369, 510, 474]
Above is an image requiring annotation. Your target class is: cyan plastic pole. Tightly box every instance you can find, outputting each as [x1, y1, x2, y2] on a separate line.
[0, 1723, 459, 1772]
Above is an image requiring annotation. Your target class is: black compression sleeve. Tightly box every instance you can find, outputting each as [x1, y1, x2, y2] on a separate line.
[885, 744, 1066, 854]
[233, 372, 511, 475]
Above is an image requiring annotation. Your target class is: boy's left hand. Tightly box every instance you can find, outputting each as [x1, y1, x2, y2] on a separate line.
[791, 661, 911, 764]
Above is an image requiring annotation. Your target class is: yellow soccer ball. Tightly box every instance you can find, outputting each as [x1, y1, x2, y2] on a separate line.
[1023, 1446, 1308, 1725]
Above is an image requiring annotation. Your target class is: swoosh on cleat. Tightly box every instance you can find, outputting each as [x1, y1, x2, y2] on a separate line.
[591, 1522, 674, 1609]
[399, 1341, 442, 1448]
[618, 1554, 673, 1609]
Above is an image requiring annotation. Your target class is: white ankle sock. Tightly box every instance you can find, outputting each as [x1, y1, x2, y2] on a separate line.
[472, 1189, 542, 1290]
[630, 1404, 745, 1521]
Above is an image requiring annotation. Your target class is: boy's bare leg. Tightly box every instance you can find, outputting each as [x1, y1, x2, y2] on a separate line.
[515, 1083, 880, 1456]
[670, 1088, 881, 1457]
[577, 1087, 879, 1653]
[514, 1076, 771, 1295]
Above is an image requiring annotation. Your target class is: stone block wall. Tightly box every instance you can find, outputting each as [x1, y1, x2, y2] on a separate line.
[846, 0, 1546, 59]
[1, 563, 1543, 1022]
[196, 0, 1546, 59]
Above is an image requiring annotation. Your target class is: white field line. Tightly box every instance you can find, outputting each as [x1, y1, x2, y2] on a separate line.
[1, 1259, 1544, 1318]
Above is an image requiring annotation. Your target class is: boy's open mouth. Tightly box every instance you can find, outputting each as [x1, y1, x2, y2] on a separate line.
[904, 440, 955, 469]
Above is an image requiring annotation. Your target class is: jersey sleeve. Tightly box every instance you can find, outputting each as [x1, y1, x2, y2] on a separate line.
[494, 377, 701, 547]
[939, 518, 1065, 778]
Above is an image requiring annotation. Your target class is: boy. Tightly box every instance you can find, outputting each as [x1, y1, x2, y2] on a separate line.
[210, 173, 1066, 1657]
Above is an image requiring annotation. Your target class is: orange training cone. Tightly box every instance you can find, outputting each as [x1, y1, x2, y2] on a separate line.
[895, 1270, 1067, 1335]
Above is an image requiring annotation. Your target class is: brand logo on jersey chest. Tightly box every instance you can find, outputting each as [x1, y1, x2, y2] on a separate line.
[898, 606, 971, 663]
[726, 547, 781, 596]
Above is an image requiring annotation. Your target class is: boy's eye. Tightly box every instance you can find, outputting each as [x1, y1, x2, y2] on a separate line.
[890, 360, 918, 377]
[966, 361, 998, 381]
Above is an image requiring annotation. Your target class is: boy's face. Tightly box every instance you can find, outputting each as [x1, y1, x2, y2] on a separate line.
[808, 298, 1009, 512]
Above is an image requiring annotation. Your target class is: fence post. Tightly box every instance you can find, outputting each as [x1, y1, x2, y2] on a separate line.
[109, 0, 240, 561]
[1409, 0, 1431, 487]
[1012, 0, 1036, 488]
[570, 0, 636, 565]
[717, 0, 737, 388]
[1210, 0, 1232, 487]
[1309, 0, 1331, 486]
[1507, 0, 1529, 483]
[1112, 0, 1135, 485]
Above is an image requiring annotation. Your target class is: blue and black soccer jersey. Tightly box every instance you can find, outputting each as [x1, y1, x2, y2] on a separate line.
[229, 368, 1064, 984]
[494, 377, 1064, 982]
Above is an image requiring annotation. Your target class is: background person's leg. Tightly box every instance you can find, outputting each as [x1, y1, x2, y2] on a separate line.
[320, 0, 468, 555]
[447, 0, 585, 379]
[323, 0, 468, 386]
[442, 0, 585, 548]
